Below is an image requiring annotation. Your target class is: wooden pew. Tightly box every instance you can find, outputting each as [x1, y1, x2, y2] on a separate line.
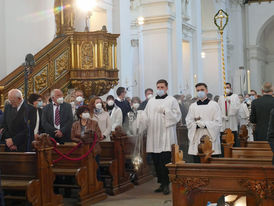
[0, 170, 4, 206]
[52, 142, 107, 206]
[239, 125, 270, 149]
[0, 134, 63, 206]
[167, 144, 274, 206]
[123, 135, 153, 185]
[222, 128, 272, 159]
[199, 135, 272, 165]
[0, 144, 4, 152]
[99, 127, 133, 195]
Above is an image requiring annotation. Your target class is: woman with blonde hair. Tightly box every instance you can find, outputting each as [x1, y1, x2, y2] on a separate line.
[89, 97, 112, 141]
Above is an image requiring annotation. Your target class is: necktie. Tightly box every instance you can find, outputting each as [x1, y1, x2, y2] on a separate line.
[55, 106, 60, 126]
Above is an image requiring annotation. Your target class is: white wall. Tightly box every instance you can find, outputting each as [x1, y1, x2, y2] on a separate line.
[0, 0, 55, 79]
[0, 0, 6, 78]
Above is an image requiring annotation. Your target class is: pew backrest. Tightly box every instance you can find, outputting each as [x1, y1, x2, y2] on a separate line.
[100, 142, 115, 161]
[0, 170, 4, 206]
[0, 152, 37, 180]
[231, 147, 272, 159]
[246, 141, 270, 148]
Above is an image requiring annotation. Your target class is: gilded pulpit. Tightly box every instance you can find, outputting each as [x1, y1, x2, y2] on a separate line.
[0, 1, 119, 108]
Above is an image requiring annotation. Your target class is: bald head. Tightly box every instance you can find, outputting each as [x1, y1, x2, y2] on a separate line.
[50, 89, 64, 104]
[8, 89, 23, 108]
[262, 82, 273, 94]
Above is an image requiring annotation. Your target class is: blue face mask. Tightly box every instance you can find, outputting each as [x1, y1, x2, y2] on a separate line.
[250, 95, 255, 101]
[157, 90, 165, 97]
[37, 101, 43, 108]
[197, 91, 206, 99]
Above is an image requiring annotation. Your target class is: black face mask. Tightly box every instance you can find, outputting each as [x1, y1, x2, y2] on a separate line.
[106, 104, 114, 111]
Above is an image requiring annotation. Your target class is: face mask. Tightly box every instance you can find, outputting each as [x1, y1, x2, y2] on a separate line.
[37, 101, 43, 108]
[132, 103, 140, 110]
[250, 95, 255, 101]
[95, 103, 102, 110]
[157, 90, 165, 97]
[57, 97, 64, 104]
[177, 100, 182, 104]
[107, 100, 114, 106]
[245, 98, 250, 103]
[225, 88, 231, 94]
[81, 112, 90, 120]
[197, 91, 206, 99]
[76, 96, 84, 103]
[147, 94, 153, 99]
[70, 102, 75, 107]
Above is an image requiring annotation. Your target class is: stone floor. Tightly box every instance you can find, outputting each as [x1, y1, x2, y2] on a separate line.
[64, 178, 172, 206]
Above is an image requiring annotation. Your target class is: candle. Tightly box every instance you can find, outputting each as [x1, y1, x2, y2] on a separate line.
[247, 70, 251, 94]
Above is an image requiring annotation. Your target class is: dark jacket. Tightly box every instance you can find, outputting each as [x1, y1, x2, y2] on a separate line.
[114, 99, 132, 123]
[267, 108, 274, 165]
[37, 108, 45, 134]
[42, 102, 73, 143]
[250, 95, 274, 140]
[138, 99, 148, 111]
[2, 101, 36, 152]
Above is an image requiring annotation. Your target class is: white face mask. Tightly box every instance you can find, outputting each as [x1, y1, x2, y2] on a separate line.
[95, 103, 102, 110]
[132, 103, 140, 110]
[76, 96, 84, 103]
[57, 97, 64, 104]
[147, 94, 153, 99]
[81, 112, 90, 120]
[225, 88, 231, 94]
[107, 100, 114, 106]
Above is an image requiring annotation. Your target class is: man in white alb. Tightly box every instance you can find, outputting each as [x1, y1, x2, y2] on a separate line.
[145, 79, 181, 195]
[186, 83, 222, 163]
[218, 83, 241, 149]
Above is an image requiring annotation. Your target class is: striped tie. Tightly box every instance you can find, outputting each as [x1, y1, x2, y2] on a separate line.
[55, 106, 60, 126]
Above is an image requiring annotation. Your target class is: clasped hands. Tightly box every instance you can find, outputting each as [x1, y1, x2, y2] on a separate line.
[5, 138, 17, 151]
[195, 117, 206, 128]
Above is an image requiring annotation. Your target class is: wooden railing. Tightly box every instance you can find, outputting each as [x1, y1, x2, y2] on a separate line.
[0, 30, 119, 109]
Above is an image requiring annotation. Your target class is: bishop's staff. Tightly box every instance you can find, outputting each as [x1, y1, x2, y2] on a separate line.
[214, 9, 229, 116]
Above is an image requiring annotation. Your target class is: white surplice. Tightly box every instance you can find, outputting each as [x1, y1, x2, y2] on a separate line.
[186, 100, 222, 155]
[145, 96, 181, 153]
[238, 102, 249, 126]
[218, 94, 241, 132]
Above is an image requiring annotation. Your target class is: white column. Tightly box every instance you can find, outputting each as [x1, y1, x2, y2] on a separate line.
[192, 0, 203, 83]
[139, 0, 177, 95]
[112, 0, 132, 95]
[0, 0, 6, 79]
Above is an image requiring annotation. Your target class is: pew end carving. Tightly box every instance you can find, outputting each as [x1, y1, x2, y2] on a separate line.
[239, 125, 249, 147]
[198, 135, 214, 163]
[171, 144, 184, 164]
[222, 128, 234, 158]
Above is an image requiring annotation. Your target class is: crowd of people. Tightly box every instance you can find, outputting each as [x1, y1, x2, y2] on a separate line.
[0, 79, 274, 195]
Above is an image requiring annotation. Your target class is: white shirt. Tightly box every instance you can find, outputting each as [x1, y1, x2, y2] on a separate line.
[34, 110, 40, 134]
[116, 97, 124, 102]
[145, 96, 181, 153]
[92, 111, 112, 141]
[186, 100, 222, 155]
[109, 106, 123, 131]
[17, 100, 24, 111]
[53, 103, 60, 130]
[218, 94, 241, 132]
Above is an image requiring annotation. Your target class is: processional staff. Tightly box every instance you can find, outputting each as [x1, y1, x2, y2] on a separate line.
[214, 9, 229, 116]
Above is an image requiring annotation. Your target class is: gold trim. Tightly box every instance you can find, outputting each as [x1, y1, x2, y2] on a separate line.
[61, 0, 64, 25]
[114, 44, 117, 69]
[94, 43, 98, 68]
[77, 43, 80, 68]
[71, 38, 74, 68]
[99, 40, 103, 67]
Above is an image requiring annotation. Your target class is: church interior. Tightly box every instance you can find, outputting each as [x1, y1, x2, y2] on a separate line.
[0, 0, 274, 206]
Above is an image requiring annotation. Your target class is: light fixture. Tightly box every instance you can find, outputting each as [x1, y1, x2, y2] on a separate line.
[76, 0, 97, 32]
[201, 51, 206, 59]
[138, 16, 144, 25]
[77, 0, 97, 12]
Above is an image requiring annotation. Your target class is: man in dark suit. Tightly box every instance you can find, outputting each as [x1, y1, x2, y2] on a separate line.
[42, 89, 73, 143]
[250, 82, 274, 141]
[267, 108, 274, 165]
[114, 87, 132, 123]
[2, 89, 36, 152]
[138, 88, 153, 111]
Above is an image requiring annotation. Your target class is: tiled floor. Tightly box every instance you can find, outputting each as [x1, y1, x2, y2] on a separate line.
[93, 178, 172, 206]
[64, 178, 172, 206]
